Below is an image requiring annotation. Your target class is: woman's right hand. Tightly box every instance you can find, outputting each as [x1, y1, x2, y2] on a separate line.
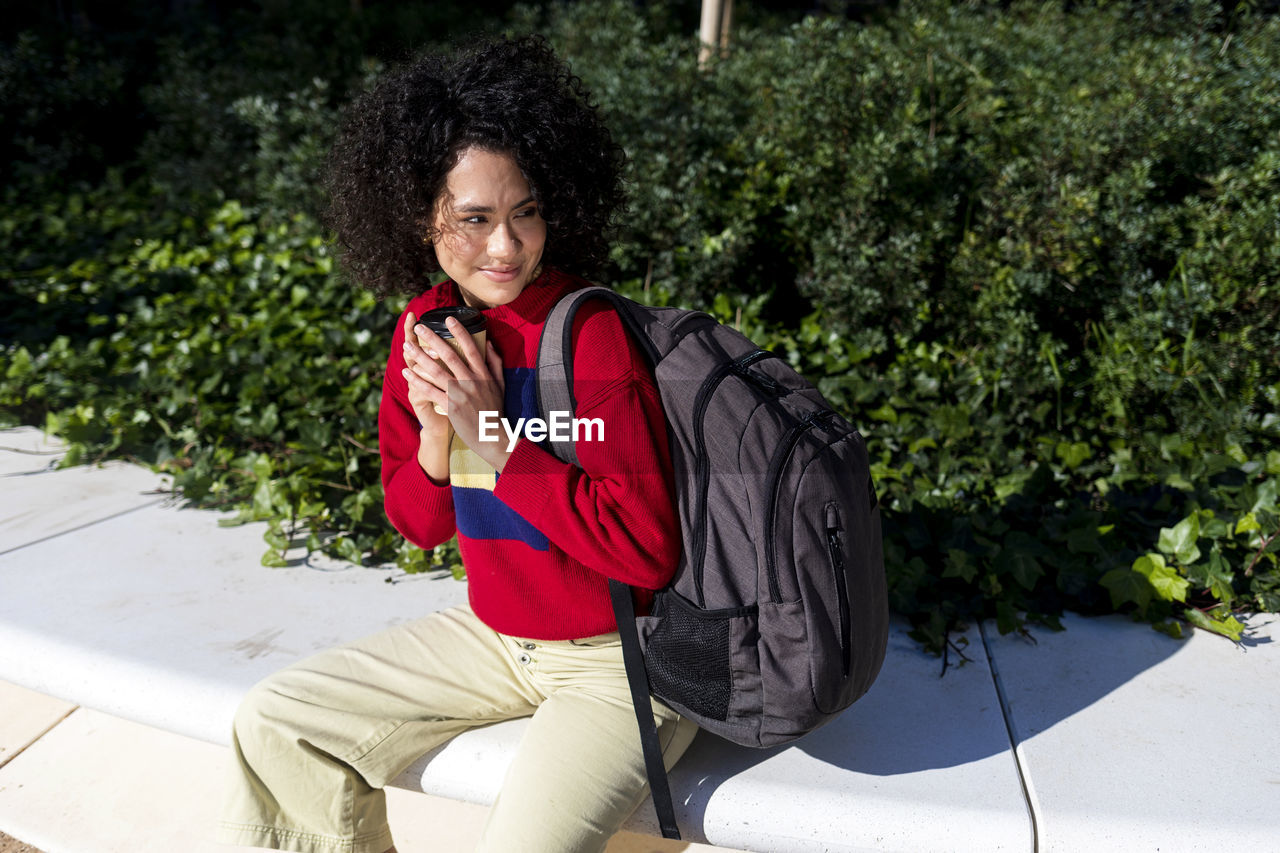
[401, 311, 452, 484]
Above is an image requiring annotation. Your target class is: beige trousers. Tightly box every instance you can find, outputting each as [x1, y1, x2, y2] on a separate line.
[216, 605, 698, 853]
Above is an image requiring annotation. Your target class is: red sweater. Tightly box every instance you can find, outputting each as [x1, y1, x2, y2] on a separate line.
[378, 268, 679, 640]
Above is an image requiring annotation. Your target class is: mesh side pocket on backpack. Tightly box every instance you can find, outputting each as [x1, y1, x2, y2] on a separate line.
[644, 596, 734, 722]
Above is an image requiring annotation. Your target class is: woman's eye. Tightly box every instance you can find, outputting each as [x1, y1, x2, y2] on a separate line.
[463, 216, 487, 225]
[516, 207, 538, 218]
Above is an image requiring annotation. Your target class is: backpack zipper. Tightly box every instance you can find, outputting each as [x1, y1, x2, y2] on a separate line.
[762, 410, 835, 603]
[691, 349, 774, 606]
[826, 505, 852, 678]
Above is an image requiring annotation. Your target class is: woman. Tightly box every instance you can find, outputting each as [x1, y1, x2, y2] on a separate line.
[217, 36, 698, 853]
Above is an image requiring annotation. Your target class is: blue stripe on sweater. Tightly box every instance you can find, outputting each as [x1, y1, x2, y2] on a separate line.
[454, 485, 549, 549]
[452, 365, 550, 551]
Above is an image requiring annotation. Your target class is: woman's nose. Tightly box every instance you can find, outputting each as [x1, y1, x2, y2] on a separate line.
[487, 221, 520, 258]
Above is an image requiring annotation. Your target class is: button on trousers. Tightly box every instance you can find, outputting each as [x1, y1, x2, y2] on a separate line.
[217, 605, 698, 853]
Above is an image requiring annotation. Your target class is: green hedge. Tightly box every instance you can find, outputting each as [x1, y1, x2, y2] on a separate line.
[2, 0, 1278, 651]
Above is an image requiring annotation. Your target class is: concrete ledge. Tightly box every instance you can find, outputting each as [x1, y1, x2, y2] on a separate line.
[0, 496, 1030, 850]
[3, 428, 1277, 851]
[983, 612, 1279, 852]
[0, 700, 726, 853]
[0, 430, 1029, 851]
[0, 427, 169, 554]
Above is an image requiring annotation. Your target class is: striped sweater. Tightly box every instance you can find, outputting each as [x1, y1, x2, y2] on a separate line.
[378, 268, 679, 640]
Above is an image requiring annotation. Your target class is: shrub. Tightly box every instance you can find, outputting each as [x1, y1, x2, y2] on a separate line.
[3, 0, 1277, 650]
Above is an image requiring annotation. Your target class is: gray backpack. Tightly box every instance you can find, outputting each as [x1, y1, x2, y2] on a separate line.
[536, 287, 888, 838]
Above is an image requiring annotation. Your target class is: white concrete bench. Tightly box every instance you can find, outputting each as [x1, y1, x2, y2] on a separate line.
[2, 426, 1276, 851]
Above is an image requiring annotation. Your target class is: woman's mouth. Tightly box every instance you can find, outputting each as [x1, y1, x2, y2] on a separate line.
[480, 265, 521, 283]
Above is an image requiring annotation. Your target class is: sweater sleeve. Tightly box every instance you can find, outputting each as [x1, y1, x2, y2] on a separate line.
[492, 302, 680, 590]
[378, 303, 457, 550]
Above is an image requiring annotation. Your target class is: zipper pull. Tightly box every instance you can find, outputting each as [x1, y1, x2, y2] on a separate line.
[825, 505, 843, 563]
[741, 368, 780, 395]
[805, 409, 837, 428]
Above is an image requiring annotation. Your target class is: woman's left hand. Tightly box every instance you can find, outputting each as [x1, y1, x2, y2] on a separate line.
[410, 316, 512, 471]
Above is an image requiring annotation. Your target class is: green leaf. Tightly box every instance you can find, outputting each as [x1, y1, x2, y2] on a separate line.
[1201, 514, 1230, 540]
[252, 454, 274, 481]
[260, 551, 289, 568]
[1066, 524, 1103, 555]
[1206, 546, 1236, 604]
[1002, 551, 1044, 591]
[1133, 553, 1189, 603]
[1182, 608, 1245, 642]
[1253, 479, 1277, 514]
[251, 478, 276, 517]
[1158, 514, 1201, 565]
[334, 536, 363, 566]
[941, 548, 977, 583]
[868, 404, 898, 424]
[995, 601, 1020, 636]
[1100, 567, 1152, 612]
[1054, 441, 1091, 470]
[1236, 513, 1261, 535]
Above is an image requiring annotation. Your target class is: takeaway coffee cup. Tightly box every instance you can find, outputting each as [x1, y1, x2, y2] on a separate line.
[417, 306, 487, 415]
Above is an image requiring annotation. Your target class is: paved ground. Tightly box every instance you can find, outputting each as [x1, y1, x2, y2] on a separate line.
[0, 832, 44, 853]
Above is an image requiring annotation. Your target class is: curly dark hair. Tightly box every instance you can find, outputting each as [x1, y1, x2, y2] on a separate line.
[325, 35, 626, 300]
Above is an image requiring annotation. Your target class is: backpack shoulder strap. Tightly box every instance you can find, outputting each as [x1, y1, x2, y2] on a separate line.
[610, 578, 682, 840]
[535, 286, 652, 467]
[535, 288, 683, 840]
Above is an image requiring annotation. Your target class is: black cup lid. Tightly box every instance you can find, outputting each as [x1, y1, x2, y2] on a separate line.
[418, 306, 486, 337]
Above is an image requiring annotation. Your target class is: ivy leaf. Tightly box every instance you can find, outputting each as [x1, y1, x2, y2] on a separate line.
[1055, 441, 1091, 470]
[263, 528, 289, 551]
[1201, 514, 1230, 540]
[1207, 546, 1236, 604]
[395, 545, 429, 573]
[942, 548, 977, 583]
[1066, 524, 1103, 555]
[1252, 478, 1278, 514]
[1182, 608, 1245, 642]
[1002, 551, 1044, 591]
[1157, 514, 1201, 565]
[1236, 513, 1260, 535]
[995, 601, 1020, 636]
[251, 454, 274, 481]
[260, 550, 289, 568]
[1133, 553, 1189, 603]
[252, 477, 276, 517]
[1101, 567, 1151, 612]
[334, 536, 363, 566]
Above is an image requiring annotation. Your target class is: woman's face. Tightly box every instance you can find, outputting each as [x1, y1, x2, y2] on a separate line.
[430, 147, 547, 309]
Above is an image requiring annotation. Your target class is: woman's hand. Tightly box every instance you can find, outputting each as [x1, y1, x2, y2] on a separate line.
[401, 312, 453, 483]
[401, 312, 450, 431]
[403, 314, 512, 473]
